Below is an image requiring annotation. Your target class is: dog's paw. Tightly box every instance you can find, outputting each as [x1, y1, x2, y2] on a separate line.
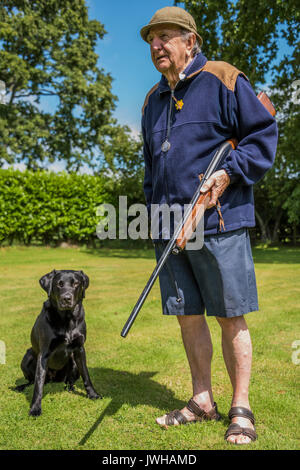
[29, 405, 42, 417]
[87, 390, 102, 400]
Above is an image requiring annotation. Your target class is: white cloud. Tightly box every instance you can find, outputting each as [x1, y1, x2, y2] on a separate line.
[2, 162, 27, 171]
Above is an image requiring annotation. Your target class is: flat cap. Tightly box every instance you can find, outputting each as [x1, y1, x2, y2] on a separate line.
[140, 6, 202, 46]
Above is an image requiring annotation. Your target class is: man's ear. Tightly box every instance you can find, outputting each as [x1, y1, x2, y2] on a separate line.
[39, 270, 56, 296]
[79, 271, 89, 297]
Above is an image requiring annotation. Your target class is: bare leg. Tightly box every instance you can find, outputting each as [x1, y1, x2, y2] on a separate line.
[156, 315, 215, 425]
[216, 315, 254, 444]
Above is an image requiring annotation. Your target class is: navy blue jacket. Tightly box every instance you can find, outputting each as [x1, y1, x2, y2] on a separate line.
[142, 53, 278, 236]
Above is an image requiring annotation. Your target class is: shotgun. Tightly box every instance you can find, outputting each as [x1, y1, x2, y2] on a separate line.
[121, 92, 275, 338]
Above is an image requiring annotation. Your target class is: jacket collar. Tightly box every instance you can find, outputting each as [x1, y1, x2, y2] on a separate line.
[158, 52, 207, 94]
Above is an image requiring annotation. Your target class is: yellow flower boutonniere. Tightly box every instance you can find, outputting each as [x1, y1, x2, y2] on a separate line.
[175, 99, 184, 111]
[172, 96, 184, 111]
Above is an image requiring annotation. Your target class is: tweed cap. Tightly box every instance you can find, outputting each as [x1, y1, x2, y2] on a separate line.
[140, 6, 202, 46]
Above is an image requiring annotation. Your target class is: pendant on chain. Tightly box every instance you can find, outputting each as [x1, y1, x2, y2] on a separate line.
[161, 140, 171, 152]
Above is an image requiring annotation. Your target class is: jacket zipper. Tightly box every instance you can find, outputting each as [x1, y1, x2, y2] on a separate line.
[162, 90, 175, 206]
[165, 90, 174, 148]
[163, 80, 182, 199]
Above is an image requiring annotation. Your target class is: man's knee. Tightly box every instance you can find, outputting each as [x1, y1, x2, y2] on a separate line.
[216, 316, 252, 347]
[216, 315, 247, 330]
[177, 314, 206, 330]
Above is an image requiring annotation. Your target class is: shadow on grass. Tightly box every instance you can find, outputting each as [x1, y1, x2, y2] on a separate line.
[81, 246, 156, 260]
[78, 368, 227, 446]
[78, 368, 184, 446]
[13, 367, 224, 446]
[11, 376, 88, 402]
[252, 247, 300, 264]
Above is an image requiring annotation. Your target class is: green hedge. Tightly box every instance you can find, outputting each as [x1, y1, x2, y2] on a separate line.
[0, 169, 117, 245]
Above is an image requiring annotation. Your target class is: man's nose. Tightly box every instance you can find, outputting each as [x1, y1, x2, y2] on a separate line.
[151, 37, 162, 50]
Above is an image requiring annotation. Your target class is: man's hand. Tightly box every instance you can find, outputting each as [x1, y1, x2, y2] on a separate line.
[200, 169, 230, 209]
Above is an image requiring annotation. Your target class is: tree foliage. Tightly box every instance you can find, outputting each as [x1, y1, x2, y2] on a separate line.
[175, 0, 299, 85]
[0, 168, 117, 245]
[0, 0, 142, 173]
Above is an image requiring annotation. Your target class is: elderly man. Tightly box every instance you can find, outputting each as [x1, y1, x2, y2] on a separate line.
[140, 6, 277, 444]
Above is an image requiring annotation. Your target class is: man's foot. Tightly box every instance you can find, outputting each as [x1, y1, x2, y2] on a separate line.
[225, 407, 257, 444]
[156, 398, 220, 428]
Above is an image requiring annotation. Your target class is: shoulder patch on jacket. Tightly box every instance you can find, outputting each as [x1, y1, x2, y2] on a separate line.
[142, 82, 159, 115]
[202, 61, 248, 92]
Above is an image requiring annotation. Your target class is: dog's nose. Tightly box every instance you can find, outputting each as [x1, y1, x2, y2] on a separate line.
[62, 293, 72, 302]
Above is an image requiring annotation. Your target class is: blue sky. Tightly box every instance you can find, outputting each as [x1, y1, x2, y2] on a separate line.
[86, 0, 182, 135]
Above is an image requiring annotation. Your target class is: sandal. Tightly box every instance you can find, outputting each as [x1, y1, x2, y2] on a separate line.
[159, 399, 220, 427]
[225, 406, 257, 443]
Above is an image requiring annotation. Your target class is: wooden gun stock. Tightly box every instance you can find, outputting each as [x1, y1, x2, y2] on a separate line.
[175, 92, 276, 252]
[257, 92, 276, 117]
[175, 185, 211, 251]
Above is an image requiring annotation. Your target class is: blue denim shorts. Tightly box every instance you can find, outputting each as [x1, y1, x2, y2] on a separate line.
[154, 228, 258, 318]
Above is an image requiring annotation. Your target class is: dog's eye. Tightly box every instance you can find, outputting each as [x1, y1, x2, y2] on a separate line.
[58, 281, 64, 288]
[73, 281, 79, 287]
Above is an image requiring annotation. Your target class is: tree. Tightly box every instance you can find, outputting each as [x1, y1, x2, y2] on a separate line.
[100, 123, 145, 206]
[0, 0, 142, 173]
[175, 0, 298, 85]
[269, 43, 300, 244]
[251, 15, 299, 244]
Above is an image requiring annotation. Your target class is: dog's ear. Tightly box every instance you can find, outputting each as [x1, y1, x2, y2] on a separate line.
[39, 270, 56, 296]
[79, 271, 89, 297]
[80, 271, 89, 289]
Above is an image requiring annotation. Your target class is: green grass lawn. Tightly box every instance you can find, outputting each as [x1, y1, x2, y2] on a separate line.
[0, 245, 299, 450]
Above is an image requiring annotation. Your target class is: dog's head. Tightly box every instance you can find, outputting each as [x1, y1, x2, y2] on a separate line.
[39, 270, 89, 312]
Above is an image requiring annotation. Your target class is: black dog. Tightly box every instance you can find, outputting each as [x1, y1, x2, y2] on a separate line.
[16, 269, 101, 416]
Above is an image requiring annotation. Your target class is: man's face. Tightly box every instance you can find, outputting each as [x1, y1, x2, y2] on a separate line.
[147, 24, 189, 75]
